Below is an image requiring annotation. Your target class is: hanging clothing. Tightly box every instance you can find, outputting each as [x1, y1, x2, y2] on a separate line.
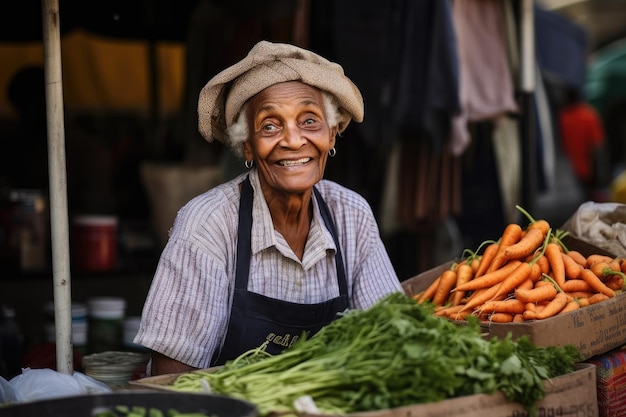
[535, 4, 588, 90]
[393, 0, 460, 151]
[451, 0, 518, 155]
[212, 176, 349, 364]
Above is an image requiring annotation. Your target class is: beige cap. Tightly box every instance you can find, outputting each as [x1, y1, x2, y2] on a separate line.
[197, 40, 364, 143]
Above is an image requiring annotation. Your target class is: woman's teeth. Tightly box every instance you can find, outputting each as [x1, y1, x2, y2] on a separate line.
[278, 158, 310, 166]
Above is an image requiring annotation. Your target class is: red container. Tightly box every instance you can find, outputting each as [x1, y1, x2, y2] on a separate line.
[71, 215, 118, 272]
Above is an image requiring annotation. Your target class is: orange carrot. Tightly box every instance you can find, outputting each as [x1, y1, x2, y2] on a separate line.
[526, 219, 551, 237]
[454, 260, 522, 293]
[449, 310, 473, 320]
[461, 283, 504, 312]
[609, 259, 622, 273]
[586, 254, 614, 269]
[536, 255, 550, 275]
[522, 310, 538, 320]
[513, 313, 524, 322]
[432, 269, 457, 306]
[606, 275, 624, 291]
[580, 268, 616, 298]
[515, 284, 557, 303]
[529, 261, 543, 283]
[587, 292, 611, 305]
[525, 302, 537, 312]
[536, 292, 570, 319]
[567, 250, 587, 267]
[487, 224, 523, 273]
[518, 278, 534, 290]
[558, 299, 581, 315]
[417, 276, 441, 303]
[492, 261, 533, 300]
[479, 299, 526, 314]
[545, 243, 565, 287]
[451, 263, 474, 306]
[500, 227, 544, 262]
[474, 242, 499, 278]
[488, 312, 514, 323]
[469, 257, 481, 274]
[566, 291, 595, 300]
[577, 297, 590, 307]
[590, 261, 612, 280]
[435, 304, 465, 317]
[561, 253, 583, 279]
[561, 279, 592, 293]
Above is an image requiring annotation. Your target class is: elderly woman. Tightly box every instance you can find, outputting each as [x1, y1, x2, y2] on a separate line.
[134, 41, 403, 375]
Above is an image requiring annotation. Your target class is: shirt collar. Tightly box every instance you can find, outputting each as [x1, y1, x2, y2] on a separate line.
[248, 169, 336, 267]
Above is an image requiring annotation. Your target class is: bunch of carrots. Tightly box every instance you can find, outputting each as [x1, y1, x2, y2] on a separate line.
[414, 206, 626, 323]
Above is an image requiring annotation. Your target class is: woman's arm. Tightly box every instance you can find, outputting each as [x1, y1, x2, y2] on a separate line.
[150, 351, 197, 376]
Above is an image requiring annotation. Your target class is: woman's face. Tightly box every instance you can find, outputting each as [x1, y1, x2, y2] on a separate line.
[243, 81, 337, 196]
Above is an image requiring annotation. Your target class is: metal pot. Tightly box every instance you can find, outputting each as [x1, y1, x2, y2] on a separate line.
[0, 391, 257, 417]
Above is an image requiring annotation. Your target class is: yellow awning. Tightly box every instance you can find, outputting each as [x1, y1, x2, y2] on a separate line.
[0, 29, 185, 116]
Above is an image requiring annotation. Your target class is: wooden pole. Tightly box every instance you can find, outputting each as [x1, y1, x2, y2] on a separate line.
[41, 0, 73, 374]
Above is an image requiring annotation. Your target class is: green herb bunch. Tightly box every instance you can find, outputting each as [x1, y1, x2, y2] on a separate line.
[172, 292, 582, 416]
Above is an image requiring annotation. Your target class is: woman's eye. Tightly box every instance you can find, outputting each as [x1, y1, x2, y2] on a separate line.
[262, 123, 278, 132]
[302, 118, 320, 127]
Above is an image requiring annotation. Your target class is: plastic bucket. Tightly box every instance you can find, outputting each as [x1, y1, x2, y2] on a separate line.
[71, 215, 118, 272]
[88, 297, 126, 353]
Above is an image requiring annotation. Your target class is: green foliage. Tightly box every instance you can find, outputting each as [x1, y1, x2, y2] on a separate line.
[172, 292, 582, 416]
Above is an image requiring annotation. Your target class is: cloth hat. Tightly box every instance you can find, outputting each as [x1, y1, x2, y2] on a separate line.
[197, 40, 364, 143]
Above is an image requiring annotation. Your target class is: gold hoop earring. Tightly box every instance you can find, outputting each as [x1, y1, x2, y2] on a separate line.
[244, 160, 254, 169]
[328, 148, 336, 157]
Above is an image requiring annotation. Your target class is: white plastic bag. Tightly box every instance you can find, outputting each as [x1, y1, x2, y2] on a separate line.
[0, 376, 19, 405]
[9, 368, 112, 402]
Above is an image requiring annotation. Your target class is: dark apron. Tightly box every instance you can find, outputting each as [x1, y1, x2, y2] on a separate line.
[212, 176, 348, 365]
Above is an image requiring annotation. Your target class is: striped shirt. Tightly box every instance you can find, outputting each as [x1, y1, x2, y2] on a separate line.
[134, 169, 402, 369]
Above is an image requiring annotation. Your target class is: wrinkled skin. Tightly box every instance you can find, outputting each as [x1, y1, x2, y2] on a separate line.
[243, 81, 338, 259]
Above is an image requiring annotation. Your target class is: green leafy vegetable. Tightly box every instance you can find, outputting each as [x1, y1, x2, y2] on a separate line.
[171, 292, 582, 416]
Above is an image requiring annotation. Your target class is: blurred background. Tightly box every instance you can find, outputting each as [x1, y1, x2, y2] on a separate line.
[1, 0, 626, 364]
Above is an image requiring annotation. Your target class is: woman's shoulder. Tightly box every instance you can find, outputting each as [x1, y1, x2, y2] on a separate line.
[315, 179, 373, 215]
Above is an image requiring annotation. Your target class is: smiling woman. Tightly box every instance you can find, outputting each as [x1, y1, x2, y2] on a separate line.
[133, 40, 404, 376]
[0, 30, 185, 115]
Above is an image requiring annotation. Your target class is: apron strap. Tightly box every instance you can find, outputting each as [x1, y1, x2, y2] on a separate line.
[234, 176, 254, 289]
[313, 187, 348, 297]
[235, 176, 348, 297]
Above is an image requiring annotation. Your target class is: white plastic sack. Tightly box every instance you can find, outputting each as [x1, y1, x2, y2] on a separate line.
[0, 376, 19, 405]
[9, 368, 112, 403]
[562, 201, 626, 257]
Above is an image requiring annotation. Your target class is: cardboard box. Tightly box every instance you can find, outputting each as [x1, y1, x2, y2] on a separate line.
[401, 236, 625, 360]
[128, 372, 181, 391]
[131, 364, 599, 417]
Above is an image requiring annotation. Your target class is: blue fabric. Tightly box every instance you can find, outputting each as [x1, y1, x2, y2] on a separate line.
[535, 4, 588, 90]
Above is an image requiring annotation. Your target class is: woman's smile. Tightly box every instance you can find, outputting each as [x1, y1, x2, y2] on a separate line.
[276, 157, 313, 167]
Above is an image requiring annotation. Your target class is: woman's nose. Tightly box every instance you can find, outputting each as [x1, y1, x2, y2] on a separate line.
[281, 124, 306, 148]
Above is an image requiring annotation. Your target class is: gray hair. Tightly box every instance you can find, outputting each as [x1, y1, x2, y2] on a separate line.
[225, 91, 342, 159]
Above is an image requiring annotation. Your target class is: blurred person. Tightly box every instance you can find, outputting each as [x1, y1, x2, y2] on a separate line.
[0, 66, 115, 215]
[1, 66, 49, 192]
[134, 41, 403, 375]
[558, 86, 608, 201]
